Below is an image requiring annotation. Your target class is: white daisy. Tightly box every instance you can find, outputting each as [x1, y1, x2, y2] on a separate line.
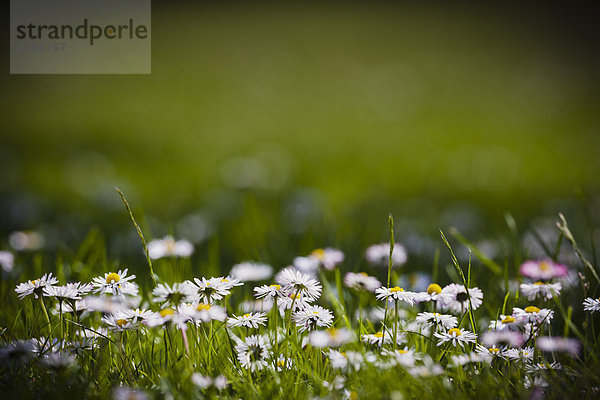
[148, 235, 194, 259]
[513, 306, 553, 325]
[489, 314, 523, 332]
[415, 312, 458, 330]
[102, 314, 140, 331]
[0, 251, 14, 273]
[408, 356, 444, 377]
[583, 297, 600, 312]
[375, 286, 418, 305]
[9, 231, 44, 251]
[113, 387, 149, 400]
[525, 361, 562, 373]
[152, 282, 196, 308]
[520, 282, 562, 301]
[384, 347, 419, 367]
[230, 262, 273, 282]
[475, 344, 508, 360]
[15, 273, 59, 299]
[277, 292, 311, 312]
[39, 351, 76, 369]
[192, 303, 228, 323]
[293, 305, 334, 332]
[43, 284, 82, 301]
[309, 248, 345, 271]
[361, 330, 404, 346]
[92, 269, 137, 296]
[308, 327, 354, 347]
[451, 352, 490, 366]
[365, 243, 407, 267]
[438, 284, 483, 313]
[235, 335, 272, 372]
[227, 312, 267, 329]
[191, 277, 231, 304]
[343, 272, 381, 292]
[277, 269, 322, 301]
[254, 284, 287, 300]
[433, 328, 477, 348]
[536, 337, 580, 355]
[240, 300, 273, 313]
[505, 346, 535, 361]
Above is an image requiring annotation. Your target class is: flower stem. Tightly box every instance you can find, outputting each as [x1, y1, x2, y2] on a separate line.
[38, 296, 51, 335]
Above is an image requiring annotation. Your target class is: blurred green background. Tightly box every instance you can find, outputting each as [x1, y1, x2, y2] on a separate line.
[1, 2, 599, 270]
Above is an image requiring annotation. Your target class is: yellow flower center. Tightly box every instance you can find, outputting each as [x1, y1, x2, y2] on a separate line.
[359, 272, 368, 277]
[390, 287, 404, 293]
[340, 352, 346, 357]
[397, 349, 408, 354]
[243, 313, 251, 318]
[448, 328, 462, 336]
[196, 303, 211, 311]
[433, 313, 440, 317]
[489, 347, 500, 354]
[29, 279, 39, 285]
[221, 279, 228, 283]
[539, 261, 550, 271]
[327, 328, 337, 337]
[106, 273, 120, 284]
[374, 331, 384, 338]
[116, 319, 128, 327]
[269, 284, 281, 290]
[160, 309, 174, 317]
[277, 360, 285, 367]
[427, 283, 442, 295]
[534, 282, 543, 285]
[525, 306, 540, 314]
[502, 316, 516, 324]
[312, 248, 325, 260]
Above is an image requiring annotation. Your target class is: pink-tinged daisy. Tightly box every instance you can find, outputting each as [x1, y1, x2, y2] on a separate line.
[293, 305, 334, 332]
[92, 269, 137, 296]
[343, 272, 381, 292]
[375, 286, 418, 305]
[513, 306, 553, 325]
[481, 330, 525, 348]
[519, 260, 568, 280]
[147, 235, 194, 259]
[583, 297, 600, 312]
[536, 337, 580, 356]
[433, 328, 477, 348]
[227, 312, 267, 329]
[365, 243, 407, 268]
[520, 282, 562, 301]
[438, 284, 483, 314]
[15, 273, 59, 299]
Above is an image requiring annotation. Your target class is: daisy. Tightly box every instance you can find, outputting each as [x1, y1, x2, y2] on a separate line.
[240, 300, 273, 313]
[277, 269, 322, 301]
[43, 284, 81, 301]
[310, 247, 345, 270]
[328, 350, 350, 369]
[375, 286, 418, 305]
[85, 295, 131, 314]
[384, 347, 419, 367]
[92, 269, 137, 296]
[9, 230, 44, 251]
[227, 312, 267, 329]
[293, 305, 334, 332]
[277, 292, 311, 312]
[525, 361, 562, 373]
[15, 273, 59, 299]
[451, 352, 490, 366]
[505, 346, 535, 361]
[192, 373, 228, 390]
[148, 235, 194, 259]
[520, 282, 562, 301]
[343, 272, 381, 292]
[52, 299, 91, 316]
[433, 328, 477, 348]
[230, 262, 273, 282]
[191, 277, 231, 304]
[583, 297, 600, 312]
[193, 303, 227, 323]
[235, 335, 272, 372]
[308, 327, 354, 347]
[39, 351, 76, 369]
[519, 260, 568, 280]
[415, 312, 458, 330]
[489, 314, 523, 332]
[152, 282, 196, 308]
[254, 284, 287, 300]
[361, 330, 404, 346]
[119, 308, 156, 324]
[113, 387, 149, 400]
[438, 284, 483, 313]
[102, 314, 140, 331]
[475, 344, 508, 360]
[365, 243, 407, 267]
[0, 251, 14, 273]
[217, 276, 244, 291]
[536, 337, 580, 355]
[408, 356, 444, 377]
[480, 330, 525, 348]
[513, 306, 553, 325]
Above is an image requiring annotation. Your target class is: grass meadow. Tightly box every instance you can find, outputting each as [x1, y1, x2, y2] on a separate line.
[1, 3, 600, 399]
